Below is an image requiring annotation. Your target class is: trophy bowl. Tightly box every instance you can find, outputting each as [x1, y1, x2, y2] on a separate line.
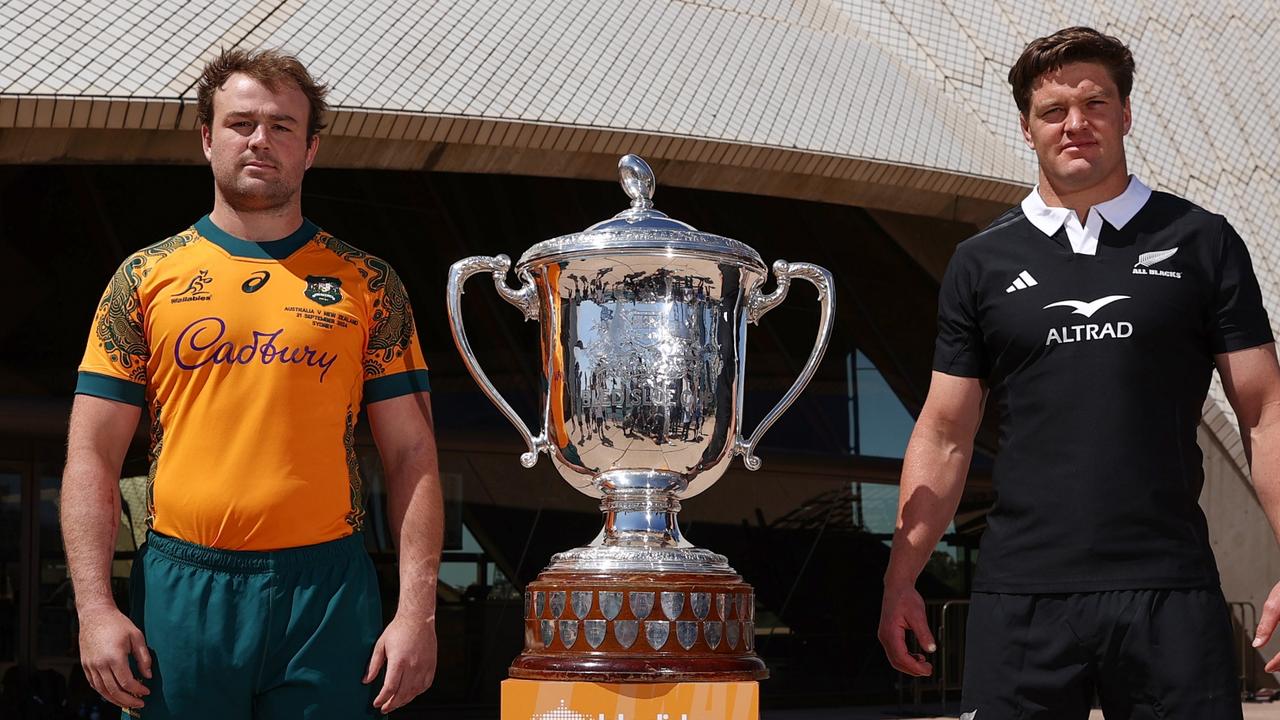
[447, 155, 834, 682]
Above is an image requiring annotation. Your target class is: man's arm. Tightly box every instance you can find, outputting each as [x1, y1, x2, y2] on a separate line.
[878, 371, 985, 677]
[1216, 343, 1280, 671]
[62, 394, 152, 709]
[362, 391, 444, 715]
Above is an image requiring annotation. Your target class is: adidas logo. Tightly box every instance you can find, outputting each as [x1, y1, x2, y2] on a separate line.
[1005, 270, 1038, 293]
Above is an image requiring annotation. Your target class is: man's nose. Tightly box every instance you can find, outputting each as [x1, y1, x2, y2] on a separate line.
[1064, 106, 1089, 133]
[248, 124, 269, 148]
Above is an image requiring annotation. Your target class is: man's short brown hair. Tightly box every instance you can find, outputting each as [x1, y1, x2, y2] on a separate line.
[1008, 27, 1135, 116]
[196, 48, 329, 140]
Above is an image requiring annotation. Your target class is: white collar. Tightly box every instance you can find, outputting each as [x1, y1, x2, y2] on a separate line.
[1020, 175, 1153, 237]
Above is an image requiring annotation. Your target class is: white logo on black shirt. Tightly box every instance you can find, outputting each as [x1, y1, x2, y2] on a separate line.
[1043, 295, 1130, 318]
[1133, 247, 1182, 278]
[1005, 270, 1038, 294]
[1043, 295, 1133, 346]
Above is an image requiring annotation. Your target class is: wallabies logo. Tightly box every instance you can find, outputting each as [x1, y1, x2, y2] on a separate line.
[304, 275, 343, 306]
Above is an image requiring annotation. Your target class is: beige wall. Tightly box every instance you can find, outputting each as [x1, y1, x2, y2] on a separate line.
[1200, 424, 1280, 689]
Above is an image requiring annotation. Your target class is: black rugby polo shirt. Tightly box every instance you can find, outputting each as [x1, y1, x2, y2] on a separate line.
[935, 180, 1273, 593]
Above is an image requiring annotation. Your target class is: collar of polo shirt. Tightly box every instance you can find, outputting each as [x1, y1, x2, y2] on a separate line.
[1020, 176, 1153, 255]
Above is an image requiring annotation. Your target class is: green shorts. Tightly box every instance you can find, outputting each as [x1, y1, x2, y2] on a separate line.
[124, 531, 382, 719]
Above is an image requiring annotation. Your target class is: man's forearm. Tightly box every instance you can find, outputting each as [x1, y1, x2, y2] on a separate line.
[1246, 400, 1280, 545]
[62, 395, 140, 615]
[62, 451, 124, 612]
[884, 423, 973, 589]
[384, 448, 443, 620]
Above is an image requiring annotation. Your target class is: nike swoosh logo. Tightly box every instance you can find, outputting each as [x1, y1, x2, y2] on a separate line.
[1043, 295, 1131, 318]
[1136, 247, 1178, 267]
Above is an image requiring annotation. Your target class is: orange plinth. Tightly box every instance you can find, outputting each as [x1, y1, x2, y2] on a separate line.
[501, 678, 760, 720]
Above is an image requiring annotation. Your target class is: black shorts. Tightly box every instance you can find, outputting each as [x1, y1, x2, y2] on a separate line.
[960, 588, 1242, 719]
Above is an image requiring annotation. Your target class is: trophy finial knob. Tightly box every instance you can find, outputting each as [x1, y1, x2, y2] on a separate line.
[618, 154, 655, 210]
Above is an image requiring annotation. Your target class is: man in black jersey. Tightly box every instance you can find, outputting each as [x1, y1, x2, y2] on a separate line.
[878, 26, 1280, 719]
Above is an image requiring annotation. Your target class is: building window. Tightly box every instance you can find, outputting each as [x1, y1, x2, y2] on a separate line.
[849, 350, 915, 459]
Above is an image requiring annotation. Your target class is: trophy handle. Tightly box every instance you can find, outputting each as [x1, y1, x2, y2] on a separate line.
[446, 254, 549, 468]
[735, 260, 836, 470]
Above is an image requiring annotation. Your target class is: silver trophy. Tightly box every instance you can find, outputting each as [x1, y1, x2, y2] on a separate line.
[447, 155, 835, 580]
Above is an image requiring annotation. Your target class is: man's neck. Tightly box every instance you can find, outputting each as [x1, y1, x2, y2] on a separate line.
[208, 197, 304, 242]
[1036, 169, 1131, 221]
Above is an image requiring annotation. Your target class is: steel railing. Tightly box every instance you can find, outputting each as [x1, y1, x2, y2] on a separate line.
[898, 599, 969, 709]
[1228, 600, 1260, 698]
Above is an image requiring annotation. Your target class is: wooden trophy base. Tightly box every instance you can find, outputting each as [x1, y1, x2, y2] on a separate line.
[511, 569, 768, 683]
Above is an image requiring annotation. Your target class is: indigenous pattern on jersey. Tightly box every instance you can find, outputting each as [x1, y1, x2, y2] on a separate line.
[77, 216, 430, 550]
[935, 190, 1272, 593]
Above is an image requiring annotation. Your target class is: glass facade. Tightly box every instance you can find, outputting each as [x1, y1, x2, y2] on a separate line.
[851, 350, 916, 459]
[0, 470, 19, 669]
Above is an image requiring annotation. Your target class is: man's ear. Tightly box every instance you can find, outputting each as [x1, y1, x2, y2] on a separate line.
[305, 134, 320, 170]
[1020, 112, 1034, 150]
[201, 124, 214, 162]
[1122, 97, 1132, 136]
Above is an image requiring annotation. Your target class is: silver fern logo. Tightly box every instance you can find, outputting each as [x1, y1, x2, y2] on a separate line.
[1133, 247, 1181, 278]
[960, 712, 978, 720]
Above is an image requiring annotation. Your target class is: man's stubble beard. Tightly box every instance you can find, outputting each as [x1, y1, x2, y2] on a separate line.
[216, 174, 299, 213]
[212, 156, 303, 214]
[1040, 148, 1119, 196]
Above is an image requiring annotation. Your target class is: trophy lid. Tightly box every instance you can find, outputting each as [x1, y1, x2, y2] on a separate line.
[517, 155, 766, 270]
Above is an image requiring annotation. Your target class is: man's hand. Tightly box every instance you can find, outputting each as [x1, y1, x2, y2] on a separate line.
[78, 603, 151, 710]
[364, 613, 437, 714]
[1253, 580, 1280, 672]
[878, 584, 936, 677]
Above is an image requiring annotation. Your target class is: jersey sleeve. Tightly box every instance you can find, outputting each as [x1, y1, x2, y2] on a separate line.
[1210, 219, 1274, 354]
[76, 255, 150, 406]
[362, 263, 430, 403]
[933, 246, 988, 378]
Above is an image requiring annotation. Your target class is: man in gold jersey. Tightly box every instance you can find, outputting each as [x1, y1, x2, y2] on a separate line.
[61, 49, 442, 718]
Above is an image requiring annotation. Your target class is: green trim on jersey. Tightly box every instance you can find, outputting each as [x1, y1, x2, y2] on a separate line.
[76, 370, 146, 406]
[363, 369, 430, 404]
[195, 215, 318, 260]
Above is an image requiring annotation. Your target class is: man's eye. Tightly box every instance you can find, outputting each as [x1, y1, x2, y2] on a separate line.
[273, 125, 290, 132]
[1041, 109, 1065, 121]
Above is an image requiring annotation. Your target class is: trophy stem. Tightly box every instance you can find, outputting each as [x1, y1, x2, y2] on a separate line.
[601, 487, 686, 548]
[543, 470, 735, 574]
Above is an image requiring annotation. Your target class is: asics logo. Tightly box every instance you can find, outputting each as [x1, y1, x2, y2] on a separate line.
[1043, 295, 1130, 318]
[242, 271, 270, 293]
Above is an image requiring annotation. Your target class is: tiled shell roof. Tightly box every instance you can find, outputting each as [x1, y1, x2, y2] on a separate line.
[2, 0, 1275, 465]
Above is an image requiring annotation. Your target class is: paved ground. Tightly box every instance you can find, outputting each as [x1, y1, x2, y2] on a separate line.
[764, 703, 1280, 719]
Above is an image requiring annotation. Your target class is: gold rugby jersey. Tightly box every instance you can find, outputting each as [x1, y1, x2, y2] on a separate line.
[77, 216, 429, 550]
